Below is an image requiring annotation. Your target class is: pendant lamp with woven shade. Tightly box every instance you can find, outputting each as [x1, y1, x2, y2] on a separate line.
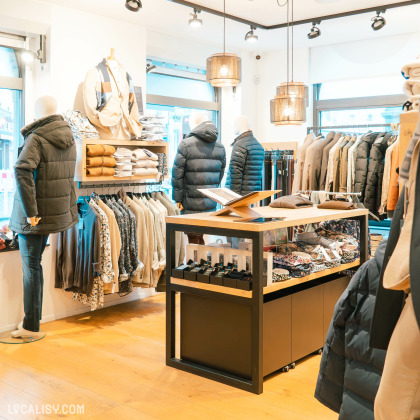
[206, 0, 241, 87]
[270, 0, 307, 125]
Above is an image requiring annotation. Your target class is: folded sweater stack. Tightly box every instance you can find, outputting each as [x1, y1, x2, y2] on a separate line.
[402, 56, 420, 111]
[114, 147, 160, 177]
[86, 144, 116, 177]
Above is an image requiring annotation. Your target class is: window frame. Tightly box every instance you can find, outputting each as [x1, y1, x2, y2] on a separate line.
[0, 44, 25, 229]
[312, 83, 406, 128]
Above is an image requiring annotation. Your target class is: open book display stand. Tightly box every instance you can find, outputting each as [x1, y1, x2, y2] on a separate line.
[212, 190, 280, 221]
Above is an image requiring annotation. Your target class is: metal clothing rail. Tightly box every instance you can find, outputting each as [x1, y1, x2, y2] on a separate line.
[77, 181, 162, 190]
[297, 190, 361, 196]
[307, 123, 396, 134]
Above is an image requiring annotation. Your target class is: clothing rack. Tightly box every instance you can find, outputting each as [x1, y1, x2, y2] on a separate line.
[307, 123, 397, 135]
[297, 190, 361, 197]
[77, 181, 162, 190]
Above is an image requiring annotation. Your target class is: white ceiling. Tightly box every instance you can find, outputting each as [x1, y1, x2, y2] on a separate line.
[40, 0, 420, 51]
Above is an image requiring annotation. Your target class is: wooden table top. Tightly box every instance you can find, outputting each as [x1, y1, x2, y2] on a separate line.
[166, 206, 369, 232]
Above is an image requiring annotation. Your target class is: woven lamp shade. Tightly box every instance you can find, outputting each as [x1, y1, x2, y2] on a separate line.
[270, 94, 306, 126]
[277, 82, 309, 106]
[206, 53, 242, 87]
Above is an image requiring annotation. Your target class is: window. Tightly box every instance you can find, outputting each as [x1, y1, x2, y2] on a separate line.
[0, 47, 23, 224]
[146, 64, 220, 193]
[313, 78, 406, 132]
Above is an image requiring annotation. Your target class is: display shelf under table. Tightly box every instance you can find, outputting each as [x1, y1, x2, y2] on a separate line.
[170, 259, 361, 298]
[165, 206, 369, 395]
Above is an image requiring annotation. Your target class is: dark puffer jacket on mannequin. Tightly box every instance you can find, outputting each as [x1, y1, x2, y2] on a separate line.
[172, 121, 226, 214]
[9, 114, 78, 235]
[315, 240, 387, 420]
[353, 132, 380, 201]
[364, 132, 392, 216]
[225, 130, 264, 195]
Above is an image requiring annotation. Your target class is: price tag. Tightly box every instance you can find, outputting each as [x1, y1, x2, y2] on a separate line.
[78, 219, 84, 230]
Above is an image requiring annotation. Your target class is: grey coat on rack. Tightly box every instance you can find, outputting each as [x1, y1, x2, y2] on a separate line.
[172, 121, 226, 214]
[353, 132, 379, 201]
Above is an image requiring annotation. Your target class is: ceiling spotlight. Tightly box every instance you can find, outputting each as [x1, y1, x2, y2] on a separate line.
[189, 9, 202, 27]
[308, 21, 321, 39]
[146, 63, 157, 73]
[245, 25, 258, 43]
[125, 0, 142, 12]
[371, 10, 386, 31]
[21, 50, 35, 64]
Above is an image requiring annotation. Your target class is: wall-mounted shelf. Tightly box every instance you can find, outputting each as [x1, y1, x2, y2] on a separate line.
[74, 138, 168, 182]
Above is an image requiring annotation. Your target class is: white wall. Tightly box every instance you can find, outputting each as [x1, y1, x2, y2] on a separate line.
[146, 30, 258, 171]
[310, 32, 420, 83]
[0, 3, 153, 333]
[255, 47, 310, 144]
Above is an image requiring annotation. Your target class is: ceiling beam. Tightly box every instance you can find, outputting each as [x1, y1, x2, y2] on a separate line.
[168, 0, 420, 30]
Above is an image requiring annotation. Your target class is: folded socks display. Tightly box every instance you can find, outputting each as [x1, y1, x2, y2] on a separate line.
[86, 144, 115, 157]
[86, 167, 116, 177]
[86, 156, 116, 167]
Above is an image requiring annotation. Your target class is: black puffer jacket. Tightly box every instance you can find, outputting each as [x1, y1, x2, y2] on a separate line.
[353, 132, 380, 201]
[172, 121, 226, 214]
[225, 131, 264, 194]
[315, 240, 387, 420]
[9, 114, 78, 235]
[364, 132, 392, 216]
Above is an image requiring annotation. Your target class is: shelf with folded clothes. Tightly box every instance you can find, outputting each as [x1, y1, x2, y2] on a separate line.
[170, 260, 360, 298]
[75, 137, 168, 182]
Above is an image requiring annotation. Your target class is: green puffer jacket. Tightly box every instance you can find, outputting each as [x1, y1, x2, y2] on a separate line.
[9, 114, 78, 235]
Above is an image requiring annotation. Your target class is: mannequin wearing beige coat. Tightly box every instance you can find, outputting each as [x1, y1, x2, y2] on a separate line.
[82, 58, 142, 140]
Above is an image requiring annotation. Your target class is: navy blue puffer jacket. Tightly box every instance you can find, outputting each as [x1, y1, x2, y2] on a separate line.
[225, 131, 264, 195]
[172, 121, 226, 214]
[315, 240, 387, 420]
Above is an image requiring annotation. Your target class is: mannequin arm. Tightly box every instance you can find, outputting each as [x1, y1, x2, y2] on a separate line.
[14, 135, 41, 219]
[172, 141, 187, 203]
[225, 144, 245, 193]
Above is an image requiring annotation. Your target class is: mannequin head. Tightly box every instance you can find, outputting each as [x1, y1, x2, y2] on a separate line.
[189, 111, 208, 131]
[34, 96, 58, 119]
[234, 115, 251, 136]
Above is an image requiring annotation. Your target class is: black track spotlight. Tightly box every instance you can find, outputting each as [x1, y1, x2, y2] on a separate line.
[308, 22, 321, 39]
[245, 25, 258, 43]
[125, 0, 142, 12]
[189, 9, 203, 27]
[371, 10, 386, 31]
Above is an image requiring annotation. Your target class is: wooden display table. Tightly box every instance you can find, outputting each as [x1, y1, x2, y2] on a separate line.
[166, 207, 369, 394]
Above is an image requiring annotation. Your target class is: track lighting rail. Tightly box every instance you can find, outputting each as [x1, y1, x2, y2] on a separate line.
[168, 0, 420, 30]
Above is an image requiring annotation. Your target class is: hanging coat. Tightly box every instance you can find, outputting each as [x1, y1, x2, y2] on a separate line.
[353, 132, 380, 202]
[315, 240, 387, 420]
[364, 132, 392, 216]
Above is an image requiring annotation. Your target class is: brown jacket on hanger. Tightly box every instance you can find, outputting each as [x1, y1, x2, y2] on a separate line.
[332, 135, 350, 192]
[292, 133, 314, 193]
[309, 131, 336, 191]
[339, 137, 356, 192]
[301, 135, 322, 191]
[319, 132, 342, 190]
[387, 140, 400, 213]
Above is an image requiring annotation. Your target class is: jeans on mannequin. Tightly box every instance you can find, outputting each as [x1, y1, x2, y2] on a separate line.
[18, 234, 49, 332]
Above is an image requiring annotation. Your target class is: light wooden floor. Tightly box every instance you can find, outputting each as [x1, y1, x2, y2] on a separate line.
[0, 294, 336, 420]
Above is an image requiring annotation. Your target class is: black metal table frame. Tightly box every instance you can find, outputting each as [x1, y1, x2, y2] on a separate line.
[166, 214, 369, 395]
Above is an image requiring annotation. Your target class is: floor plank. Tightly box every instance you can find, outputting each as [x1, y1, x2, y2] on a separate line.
[0, 294, 336, 419]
